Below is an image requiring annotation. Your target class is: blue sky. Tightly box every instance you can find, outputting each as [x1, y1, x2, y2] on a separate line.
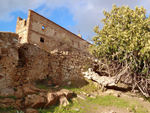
[0, 0, 150, 41]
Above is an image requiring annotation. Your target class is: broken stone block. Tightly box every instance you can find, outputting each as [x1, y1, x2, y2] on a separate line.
[60, 89, 73, 99]
[23, 87, 37, 96]
[44, 92, 58, 108]
[0, 98, 15, 107]
[56, 91, 65, 98]
[59, 95, 69, 107]
[25, 94, 47, 108]
[89, 92, 97, 98]
[77, 94, 87, 100]
[0, 88, 14, 97]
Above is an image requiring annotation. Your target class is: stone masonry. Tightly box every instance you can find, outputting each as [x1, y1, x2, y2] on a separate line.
[0, 32, 18, 90]
[16, 10, 90, 55]
[0, 32, 95, 89]
[16, 43, 95, 86]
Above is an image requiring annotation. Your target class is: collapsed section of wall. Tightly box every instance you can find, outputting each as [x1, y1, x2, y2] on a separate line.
[15, 43, 49, 85]
[0, 32, 18, 90]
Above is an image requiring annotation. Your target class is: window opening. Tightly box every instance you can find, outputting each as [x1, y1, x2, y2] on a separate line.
[42, 26, 45, 30]
[24, 21, 26, 26]
[40, 37, 44, 43]
[19, 37, 22, 43]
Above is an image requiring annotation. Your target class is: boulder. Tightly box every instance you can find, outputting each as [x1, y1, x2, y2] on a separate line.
[56, 91, 65, 98]
[89, 92, 97, 98]
[44, 92, 58, 108]
[25, 94, 47, 108]
[60, 89, 73, 99]
[26, 108, 39, 113]
[77, 94, 87, 100]
[59, 95, 69, 107]
[23, 87, 36, 96]
[0, 88, 14, 97]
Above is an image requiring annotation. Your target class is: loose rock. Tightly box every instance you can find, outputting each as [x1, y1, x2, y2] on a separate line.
[77, 94, 87, 100]
[60, 89, 73, 99]
[59, 95, 69, 107]
[44, 92, 58, 108]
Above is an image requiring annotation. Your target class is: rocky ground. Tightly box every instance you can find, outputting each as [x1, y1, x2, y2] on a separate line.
[0, 78, 150, 113]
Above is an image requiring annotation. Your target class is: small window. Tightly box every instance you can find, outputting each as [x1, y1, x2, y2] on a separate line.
[19, 37, 22, 43]
[42, 26, 45, 30]
[24, 21, 26, 26]
[40, 37, 44, 43]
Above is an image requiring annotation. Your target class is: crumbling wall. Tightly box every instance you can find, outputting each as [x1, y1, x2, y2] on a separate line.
[16, 17, 28, 44]
[0, 34, 94, 88]
[49, 52, 95, 83]
[17, 44, 49, 84]
[16, 43, 95, 85]
[0, 32, 18, 90]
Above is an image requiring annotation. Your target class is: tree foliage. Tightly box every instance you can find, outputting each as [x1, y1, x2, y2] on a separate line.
[90, 4, 150, 97]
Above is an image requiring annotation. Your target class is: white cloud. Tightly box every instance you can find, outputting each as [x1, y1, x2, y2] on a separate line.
[0, 0, 150, 40]
[0, 0, 46, 21]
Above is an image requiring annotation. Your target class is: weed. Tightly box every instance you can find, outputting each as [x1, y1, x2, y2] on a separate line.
[7, 95, 17, 100]
[39, 86, 47, 89]
[84, 63, 92, 71]
[14, 87, 18, 91]
[0, 96, 4, 99]
[22, 96, 25, 101]
[16, 110, 24, 113]
[88, 95, 129, 107]
[0, 106, 15, 113]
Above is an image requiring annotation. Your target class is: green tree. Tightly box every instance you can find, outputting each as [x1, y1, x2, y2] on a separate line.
[90, 4, 150, 97]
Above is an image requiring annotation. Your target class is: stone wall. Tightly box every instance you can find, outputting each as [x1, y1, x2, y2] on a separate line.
[15, 43, 95, 86]
[16, 17, 28, 44]
[49, 52, 95, 83]
[16, 44, 49, 84]
[0, 32, 95, 89]
[16, 10, 90, 55]
[0, 32, 18, 90]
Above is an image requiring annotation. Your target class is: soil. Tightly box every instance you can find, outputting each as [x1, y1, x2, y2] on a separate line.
[83, 90, 150, 113]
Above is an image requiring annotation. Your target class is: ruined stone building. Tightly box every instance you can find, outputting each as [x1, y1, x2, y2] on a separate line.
[16, 10, 90, 54]
[0, 10, 95, 93]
